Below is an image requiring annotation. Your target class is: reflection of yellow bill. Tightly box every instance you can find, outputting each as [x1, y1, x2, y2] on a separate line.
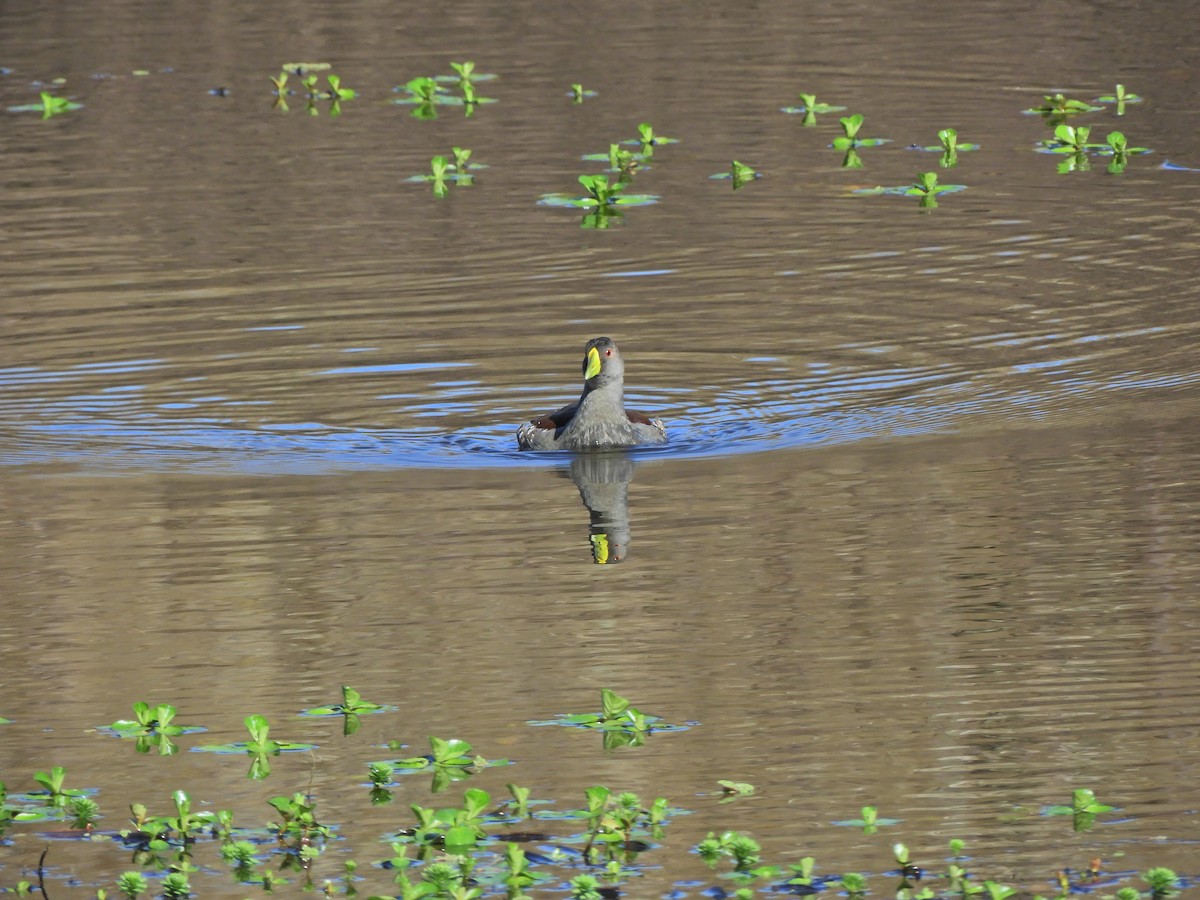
[590, 533, 610, 564]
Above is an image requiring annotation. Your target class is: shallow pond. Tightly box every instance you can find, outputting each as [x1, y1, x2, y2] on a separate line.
[1, 1, 1199, 897]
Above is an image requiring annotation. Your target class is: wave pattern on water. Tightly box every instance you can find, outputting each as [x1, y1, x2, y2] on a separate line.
[0, 332, 1195, 473]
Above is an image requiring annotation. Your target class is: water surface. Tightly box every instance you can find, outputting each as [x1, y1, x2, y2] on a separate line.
[1, 0, 1199, 896]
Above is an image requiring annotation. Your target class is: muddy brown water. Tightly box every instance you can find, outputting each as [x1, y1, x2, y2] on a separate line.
[1, 0, 1199, 896]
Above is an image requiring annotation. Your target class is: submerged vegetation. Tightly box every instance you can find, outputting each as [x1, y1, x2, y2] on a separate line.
[0, 687, 1182, 899]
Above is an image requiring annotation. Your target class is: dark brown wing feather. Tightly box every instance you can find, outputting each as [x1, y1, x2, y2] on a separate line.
[626, 410, 656, 426]
[529, 401, 578, 431]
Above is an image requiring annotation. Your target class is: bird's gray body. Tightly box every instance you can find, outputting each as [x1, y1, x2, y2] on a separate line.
[516, 337, 667, 451]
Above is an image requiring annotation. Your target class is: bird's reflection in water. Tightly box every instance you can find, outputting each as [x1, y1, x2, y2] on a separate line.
[562, 452, 636, 564]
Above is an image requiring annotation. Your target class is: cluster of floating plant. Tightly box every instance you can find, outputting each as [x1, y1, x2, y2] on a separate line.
[1021, 86, 1152, 173]
[0, 689, 1190, 900]
[538, 124, 670, 228]
[269, 62, 356, 116]
[1036, 123, 1151, 174]
[405, 147, 486, 198]
[5, 61, 1178, 216]
[394, 61, 497, 120]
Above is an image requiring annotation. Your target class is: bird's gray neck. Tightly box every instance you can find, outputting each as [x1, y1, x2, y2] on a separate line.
[579, 381, 624, 417]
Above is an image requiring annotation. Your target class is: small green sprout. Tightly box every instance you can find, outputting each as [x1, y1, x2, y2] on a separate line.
[450, 60, 476, 83]
[430, 156, 451, 197]
[832, 805, 902, 832]
[570, 874, 603, 900]
[1053, 124, 1091, 152]
[730, 160, 758, 188]
[1045, 788, 1115, 830]
[160, 872, 190, 900]
[327, 74, 355, 100]
[33, 765, 74, 806]
[1097, 83, 1142, 114]
[798, 92, 844, 114]
[368, 761, 394, 788]
[579, 174, 627, 207]
[1142, 868, 1180, 899]
[243, 714, 280, 754]
[68, 796, 99, 830]
[39, 92, 73, 117]
[783, 92, 846, 123]
[1029, 92, 1100, 116]
[835, 113, 864, 146]
[787, 857, 817, 886]
[840, 872, 869, 896]
[832, 115, 889, 156]
[406, 76, 438, 103]
[717, 779, 755, 799]
[637, 122, 677, 147]
[116, 872, 149, 899]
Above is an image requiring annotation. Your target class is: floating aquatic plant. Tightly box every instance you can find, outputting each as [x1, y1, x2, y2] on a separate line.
[1142, 867, 1181, 900]
[528, 688, 687, 733]
[538, 175, 659, 218]
[300, 686, 391, 735]
[910, 128, 979, 167]
[1036, 126, 1150, 174]
[300, 685, 387, 717]
[0, 710, 1188, 900]
[7, 91, 83, 117]
[270, 63, 352, 114]
[832, 805, 901, 834]
[1043, 787, 1116, 832]
[716, 780, 755, 802]
[781, 91, 847, 124]
[615, 120, 678, 158]
[1039, 123, 1093, 154]
[433, 60, 497, 84]
[406, 151, 484, 197]
[582, 142, 647, 176]
[191, 714, 316, 780]
[853, 172, 966, 208]
[709, 160, 760, 189]
[1026, 91, 1102, 118]
[1096, 83, 1142, 115]
[374, 735, 510, 793]
[832, 114, 890, 150]
[569, 83, 598, 102]
[104, 702, 206, 756]
[401, 64, 497, 118]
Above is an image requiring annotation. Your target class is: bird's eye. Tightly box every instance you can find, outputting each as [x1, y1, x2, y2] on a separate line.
[604, 348, 613, 357]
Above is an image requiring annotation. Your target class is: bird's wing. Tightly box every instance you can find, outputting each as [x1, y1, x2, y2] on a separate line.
[529, 400, 579, 431]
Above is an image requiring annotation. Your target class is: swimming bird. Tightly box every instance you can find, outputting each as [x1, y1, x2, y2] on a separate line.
[516, 337, 667, 450]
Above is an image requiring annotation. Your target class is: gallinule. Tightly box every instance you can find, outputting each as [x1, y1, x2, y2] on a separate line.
[516, 337, 667, 450]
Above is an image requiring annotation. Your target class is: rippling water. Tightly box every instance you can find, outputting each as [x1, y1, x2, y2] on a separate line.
[1, 0, 1199, 896]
